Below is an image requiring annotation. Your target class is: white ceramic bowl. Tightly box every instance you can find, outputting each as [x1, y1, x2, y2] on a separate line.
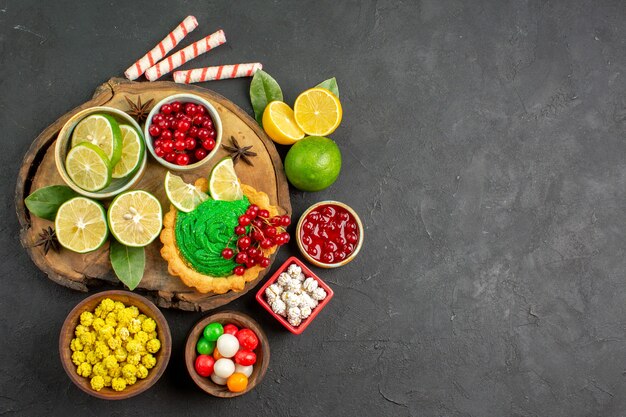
[295, 200, 364, 268]
[54, 106, 147, 200]
[144, 93, 222, 171]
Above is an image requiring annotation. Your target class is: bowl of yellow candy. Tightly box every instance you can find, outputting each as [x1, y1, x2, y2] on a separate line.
[59, 290, 171, 400]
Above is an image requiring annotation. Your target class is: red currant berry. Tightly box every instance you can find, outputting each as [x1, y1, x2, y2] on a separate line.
[152, 114, 165, 124]
[347, 222, 357, 231]
[321, 252, 334, 263]
[279, 232, 290, 244]
[335, 251, 347, 261]
[245, 258, 256, 269]
[165, 152, 177, 162]
[234, 225, 246, 235]
[148, 124, 161, 137]
[177, 119, 191, 132]
[247, 247, 259, 258]
[324, 241, 337, 252]
[235, 252, 248, 264]
[259, 257, 270, 268]
[221, 248, 234, 260]
[185, 138, 196, 150]
[174, 140, 186, 151]
[237, 236, 251, 250]
[193, 115, 204, 126]
[335, 236, 346, 247]
[161, 141, 174, 152]
[338, 212, 350, 222]
[309, 212, 321, 223]
[202, 138, 216, 151]
[174, 130, 186, 141]
[197, 128, 210, 140]
[195, 148, 207, 160]
[322, 206, 335, 217]
[258, 209, 269, 218]
[161, 104, 172, 115]
[302, 235, 313, 246]
[238, 215, 251, 226]
[184, 103, 197, 116]
[347, 232, 358, 244]
[155, 146, 165, 157]
[303, 222, 314, 233]
[171, 101, 182, 112]
[233, 266, 245, 276]
[188, 126, 199, 138]
[280, 216, 291, 227]
[208, 129, 216, 138]
[251, 230, 265, 242]
[196, 105, 207, 115]
[264, 226, 277, 238]
[176, 153, 190, 166]
[246, 204, 259, 217]
[202, 118, 213, 129]
[160, 129, 173, 141]
[260, 239, 273, 249]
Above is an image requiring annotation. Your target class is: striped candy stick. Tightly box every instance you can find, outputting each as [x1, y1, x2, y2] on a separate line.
[124, 15, 198, 81]
[173, 63, 263, 84]
[144, 30, 227, 81]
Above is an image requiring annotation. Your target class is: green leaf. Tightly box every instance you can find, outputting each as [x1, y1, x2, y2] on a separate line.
[24, 185, 79, 221]
[110, 240, 145, 290]
[315, 77, 339, 98]
[250, 70, 283, 126]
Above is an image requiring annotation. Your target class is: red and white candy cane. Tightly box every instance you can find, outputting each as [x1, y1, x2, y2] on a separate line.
[173, 63, 263, 84]
[124, 15, 198, 81]
[144, 30, 227, 81]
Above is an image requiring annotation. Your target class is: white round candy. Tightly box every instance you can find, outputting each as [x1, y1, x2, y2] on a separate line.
[216, 334, 239, 358]
[234, 364, 253, 378]
[213, 358, 235, 379]
[210, 372, 227, 385]
[303, 277, 318, 293]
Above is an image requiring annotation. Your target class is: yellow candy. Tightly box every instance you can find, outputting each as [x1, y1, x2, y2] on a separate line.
[114, 301, 125, 312]
[105, 312, 118, 327]
[135, 331, 149, 345]
[92, 362, 107, 377]
[74, 324, 89, 337]
[146, 339, 161, 354]
[102, 355, 118, 370]
[125, 374, 137, 385]
[70, 338, 83, 352]
[107, 336, 121, 350]
[111, 377, 127, 392]
[100, 298, 115, 312]
[127, 353, 141, 366]
[91, 318, 105, 332]
[108, 366, 122, 378]
[86, 351, 98, 365]
[142, 354, 156, 369]
[114, 347, 128, 362]
[76, 363, 92, 378]
[141, 318, 157, 333]
[128, 319, 141, 334]
[80, 331, 95, 346]
[72, 351, 86, 366]
[103, 375, 112, 387]
[90, 375, 105, 391]
[136, 364, 149, 379]
[138, 314, 148, 323]
[80, 311, 94, 327]
[116, 326, 130, 341]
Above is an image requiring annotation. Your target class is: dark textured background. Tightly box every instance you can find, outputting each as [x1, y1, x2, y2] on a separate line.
[2, 0, 626, 415]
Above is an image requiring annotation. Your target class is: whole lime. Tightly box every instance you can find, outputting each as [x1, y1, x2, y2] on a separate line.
[284, 136, 341, 192]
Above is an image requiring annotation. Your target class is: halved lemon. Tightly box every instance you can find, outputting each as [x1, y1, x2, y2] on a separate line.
[262, 101, 305, 145]
[55, 197, 108, 253]
[112, 125, 145, 179]
[65, 143, 112, 192]
[107, 190, 162, 247]
[293, 88, 343, 136]
[71, 114, 123, 167]
[164, 171, 209, 212]
[209, 157, 243, 201]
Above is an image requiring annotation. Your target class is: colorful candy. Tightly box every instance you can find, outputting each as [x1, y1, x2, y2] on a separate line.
[173, 62, 263, 84]
[235, 329, 259, 351]
[213, 358, 235, 379]
[194, 355, 215, 377]
[216, 334, 239, 358]
[203, 322, 224, 341]
[226, 373, 248, 392]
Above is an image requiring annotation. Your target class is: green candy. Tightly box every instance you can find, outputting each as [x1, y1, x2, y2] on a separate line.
[203, 322, 224, 342]
[196, 337, 216, 355]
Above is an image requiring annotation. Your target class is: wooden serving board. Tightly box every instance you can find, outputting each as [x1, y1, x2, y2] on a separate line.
[15, 77, 291, 311]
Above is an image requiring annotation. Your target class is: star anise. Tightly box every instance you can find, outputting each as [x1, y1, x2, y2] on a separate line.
[31, 226, 60, 255]
[222, 136, 257, 166]
[125, 95, 154, 123]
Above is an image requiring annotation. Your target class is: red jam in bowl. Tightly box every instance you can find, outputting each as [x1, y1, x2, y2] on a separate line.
[299, 204, 360, 264]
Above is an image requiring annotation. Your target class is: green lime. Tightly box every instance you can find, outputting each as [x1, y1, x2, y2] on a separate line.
[112, 124, 144, 179]
[196, 337, 216, 355]
[203, 322, 224, 342]
[284, 136, 341, 191]
[71, 113, 123, 167]
[107, 190, 162, 247]
[55, 197, 108, 253]
[65, 142, 112, 192]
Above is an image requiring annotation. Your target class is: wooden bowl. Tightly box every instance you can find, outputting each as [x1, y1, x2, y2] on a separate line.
[185, 311, 269, 397]
[59, 290, 172, 400]
[295, 200, 364, 268]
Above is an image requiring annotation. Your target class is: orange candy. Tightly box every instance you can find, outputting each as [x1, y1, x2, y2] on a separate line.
[213, 347, 223, 360]
[227, 373, 248, 393]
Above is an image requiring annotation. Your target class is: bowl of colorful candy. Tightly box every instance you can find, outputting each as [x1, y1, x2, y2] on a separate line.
[185, 311, 269, 397]
[295, 201, 363, 268]
[59, 290, 172, 400]
[144, 93, 222, 171]
[256, 257, 334, 334]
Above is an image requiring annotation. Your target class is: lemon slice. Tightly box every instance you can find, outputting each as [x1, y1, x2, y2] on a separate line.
[293, 88, 343, 136]
[65, 143, 112, 192]
[262, 101, 305, 145]
[55, 197, 108, 253]
[164, 171, 209, 212]
[112, 125, 145, 179]
[71, 114, 123, 167]
[107, 190, 162, 247]
[209, 157, 243, 201]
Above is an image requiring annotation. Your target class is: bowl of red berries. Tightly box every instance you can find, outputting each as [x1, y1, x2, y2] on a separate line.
[296, 201, 364, 268]
[144, 93, 222, 171]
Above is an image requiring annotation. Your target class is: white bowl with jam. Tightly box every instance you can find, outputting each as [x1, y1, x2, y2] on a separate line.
[295, 201, 363, 268]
